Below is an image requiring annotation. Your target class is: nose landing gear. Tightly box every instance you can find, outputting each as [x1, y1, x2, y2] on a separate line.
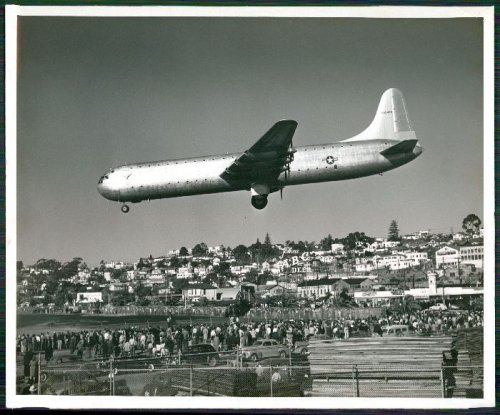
[251, 195, 268, 210]
[121, 204, 130, 213]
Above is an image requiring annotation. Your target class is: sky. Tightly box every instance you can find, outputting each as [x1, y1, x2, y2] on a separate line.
[16, 15, 485, 267]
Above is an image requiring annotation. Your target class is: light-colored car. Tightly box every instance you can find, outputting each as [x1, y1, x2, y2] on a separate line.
[382, 324, 411, 337]
[293, 340, 309, 355]
[241, 339, 289, 361]
[429, 303, 448, 311]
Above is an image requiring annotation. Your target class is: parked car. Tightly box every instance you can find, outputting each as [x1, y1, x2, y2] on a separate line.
[429, 303, 448, 311]
[39, 364, 131, 395]
[180, 344, 220, 367]
[382, 324, 411, 337]
[97, 355, 165, 372]
[241, 339, 289, 361]
[51, 350, 83, 364]
[293, 340, 309, 355]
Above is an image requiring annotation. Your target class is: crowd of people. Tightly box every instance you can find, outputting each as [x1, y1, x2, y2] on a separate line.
[17, 307, 483, 371]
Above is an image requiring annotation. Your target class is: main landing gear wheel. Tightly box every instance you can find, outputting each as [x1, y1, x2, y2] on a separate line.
[121, 204, 130, 213]
[251, 195, 268, 210]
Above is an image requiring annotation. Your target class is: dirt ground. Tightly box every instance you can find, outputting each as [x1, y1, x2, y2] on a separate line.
[17, 312, 229, 335]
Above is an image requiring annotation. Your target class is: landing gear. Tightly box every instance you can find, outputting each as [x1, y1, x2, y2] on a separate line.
[121, 204, 130, 213]
[251, 195, 268, 210]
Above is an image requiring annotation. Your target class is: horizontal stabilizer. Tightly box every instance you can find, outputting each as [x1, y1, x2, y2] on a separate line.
[380, 139, 418, 156]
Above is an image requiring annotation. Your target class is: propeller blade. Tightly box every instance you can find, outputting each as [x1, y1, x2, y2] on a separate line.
[280, 187, 283, 200]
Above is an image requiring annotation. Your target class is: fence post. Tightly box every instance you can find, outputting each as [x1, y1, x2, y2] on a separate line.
[289, 346, 292, 376]
[270, 366, 273, 397]
[109, 359, 113, 396]
[190, 366, 193, 396]
[355, 365, 359, 397]
[38, 353, 41, 395]
[440, 367, 446, 398]
[351, 364, 358, 397]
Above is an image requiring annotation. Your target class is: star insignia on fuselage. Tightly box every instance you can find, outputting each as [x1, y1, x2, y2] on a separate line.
[326, 155, 336, 165]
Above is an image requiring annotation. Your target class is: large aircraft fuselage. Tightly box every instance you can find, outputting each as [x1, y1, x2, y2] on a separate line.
[98, 139, 421, 203]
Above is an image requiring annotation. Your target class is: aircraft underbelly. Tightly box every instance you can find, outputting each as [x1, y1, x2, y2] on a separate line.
[113, 140, 409, 202]
[119, 158, 235, 202]
[279, 146, 391, 186]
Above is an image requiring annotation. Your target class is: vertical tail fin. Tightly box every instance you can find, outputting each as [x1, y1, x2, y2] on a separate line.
[343, 88, 416, 142]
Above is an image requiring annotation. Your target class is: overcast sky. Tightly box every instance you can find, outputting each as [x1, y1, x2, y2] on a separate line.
[16, 16, 484, 266]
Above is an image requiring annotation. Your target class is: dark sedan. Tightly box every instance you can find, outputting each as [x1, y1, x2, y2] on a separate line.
[180, 344, 220, 367]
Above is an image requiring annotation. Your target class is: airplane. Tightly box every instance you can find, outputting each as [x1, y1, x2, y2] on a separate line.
[98, 88, 422, 212]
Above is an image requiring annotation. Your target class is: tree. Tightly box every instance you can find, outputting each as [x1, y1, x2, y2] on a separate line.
[192, 243, 208, 257]
[244, 269, 259, 284]
[179, 247, 189, 256]
[232, 245, 250, 262]
[34, 259, 61, 272]
[264, 233, 272, 245]
[337, 288, 356, 307]
[462, 214, 481, 236]
[169, 256, 181, 268]
[320, 234, 334, 251]
[388, 220, 400, 241]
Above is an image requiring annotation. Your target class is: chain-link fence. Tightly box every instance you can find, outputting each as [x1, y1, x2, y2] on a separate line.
[23, 355, 481, 398]
[310, 363, 482, 398]
[246, 307, 382, 321]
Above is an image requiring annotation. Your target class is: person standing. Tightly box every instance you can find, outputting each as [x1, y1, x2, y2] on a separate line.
[23, 349, 33, 381]
[344, 321, 350, 340]
[44, 340, 53, 364]
[29, 355, 38, 383]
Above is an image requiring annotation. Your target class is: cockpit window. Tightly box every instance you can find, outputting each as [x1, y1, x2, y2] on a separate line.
[98, 174, 109, 184]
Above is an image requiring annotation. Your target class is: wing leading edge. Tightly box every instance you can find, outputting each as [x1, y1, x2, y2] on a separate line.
[220, 120, 298, 188]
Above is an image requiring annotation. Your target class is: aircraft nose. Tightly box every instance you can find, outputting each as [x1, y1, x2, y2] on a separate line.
[413, 142, 423, 157]
[97, 173, 114, 199]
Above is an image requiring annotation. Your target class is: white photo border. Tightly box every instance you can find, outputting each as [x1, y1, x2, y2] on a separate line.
[5, 4, 496, 409]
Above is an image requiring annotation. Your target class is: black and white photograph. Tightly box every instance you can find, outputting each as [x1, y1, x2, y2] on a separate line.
[5, 5, 495, 409]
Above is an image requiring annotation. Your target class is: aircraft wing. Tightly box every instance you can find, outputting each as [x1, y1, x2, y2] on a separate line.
[220, 120, 298, 188]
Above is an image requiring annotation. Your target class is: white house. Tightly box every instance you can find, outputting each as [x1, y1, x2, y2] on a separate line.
[176, 267, 194, 279]
[181, 284, 217, 301]
[459, 245, 484, 269]
[435, 246, 460, 268]
[404, 251, 429, 266]
[76, 292, 103, 304]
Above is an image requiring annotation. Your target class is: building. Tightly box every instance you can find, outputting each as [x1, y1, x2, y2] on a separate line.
[458, 245, 484, 269]
[176, 267, 194, 279]
[257, 284, 291, 298]
[109, 283, 128, 293]
[297, 278, 338, 298]
[435, 246, 460, 268]
[76, 292, 103, 304]
[360, 278, 376, 290]
[181, 284, 217, 301]
[405, 251, 429, 266]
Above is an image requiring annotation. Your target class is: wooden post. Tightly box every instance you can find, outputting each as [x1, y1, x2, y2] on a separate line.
[37, 353, 41, 395]
[351, 364, 356, 397]
[190, 366, 193, 396]
[440, 367, 446, 398]
[270, 366, 273, 397]
[355, 365, 360, 397]
[289, 346, 292, 376]
[109, 359, 113, 396]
